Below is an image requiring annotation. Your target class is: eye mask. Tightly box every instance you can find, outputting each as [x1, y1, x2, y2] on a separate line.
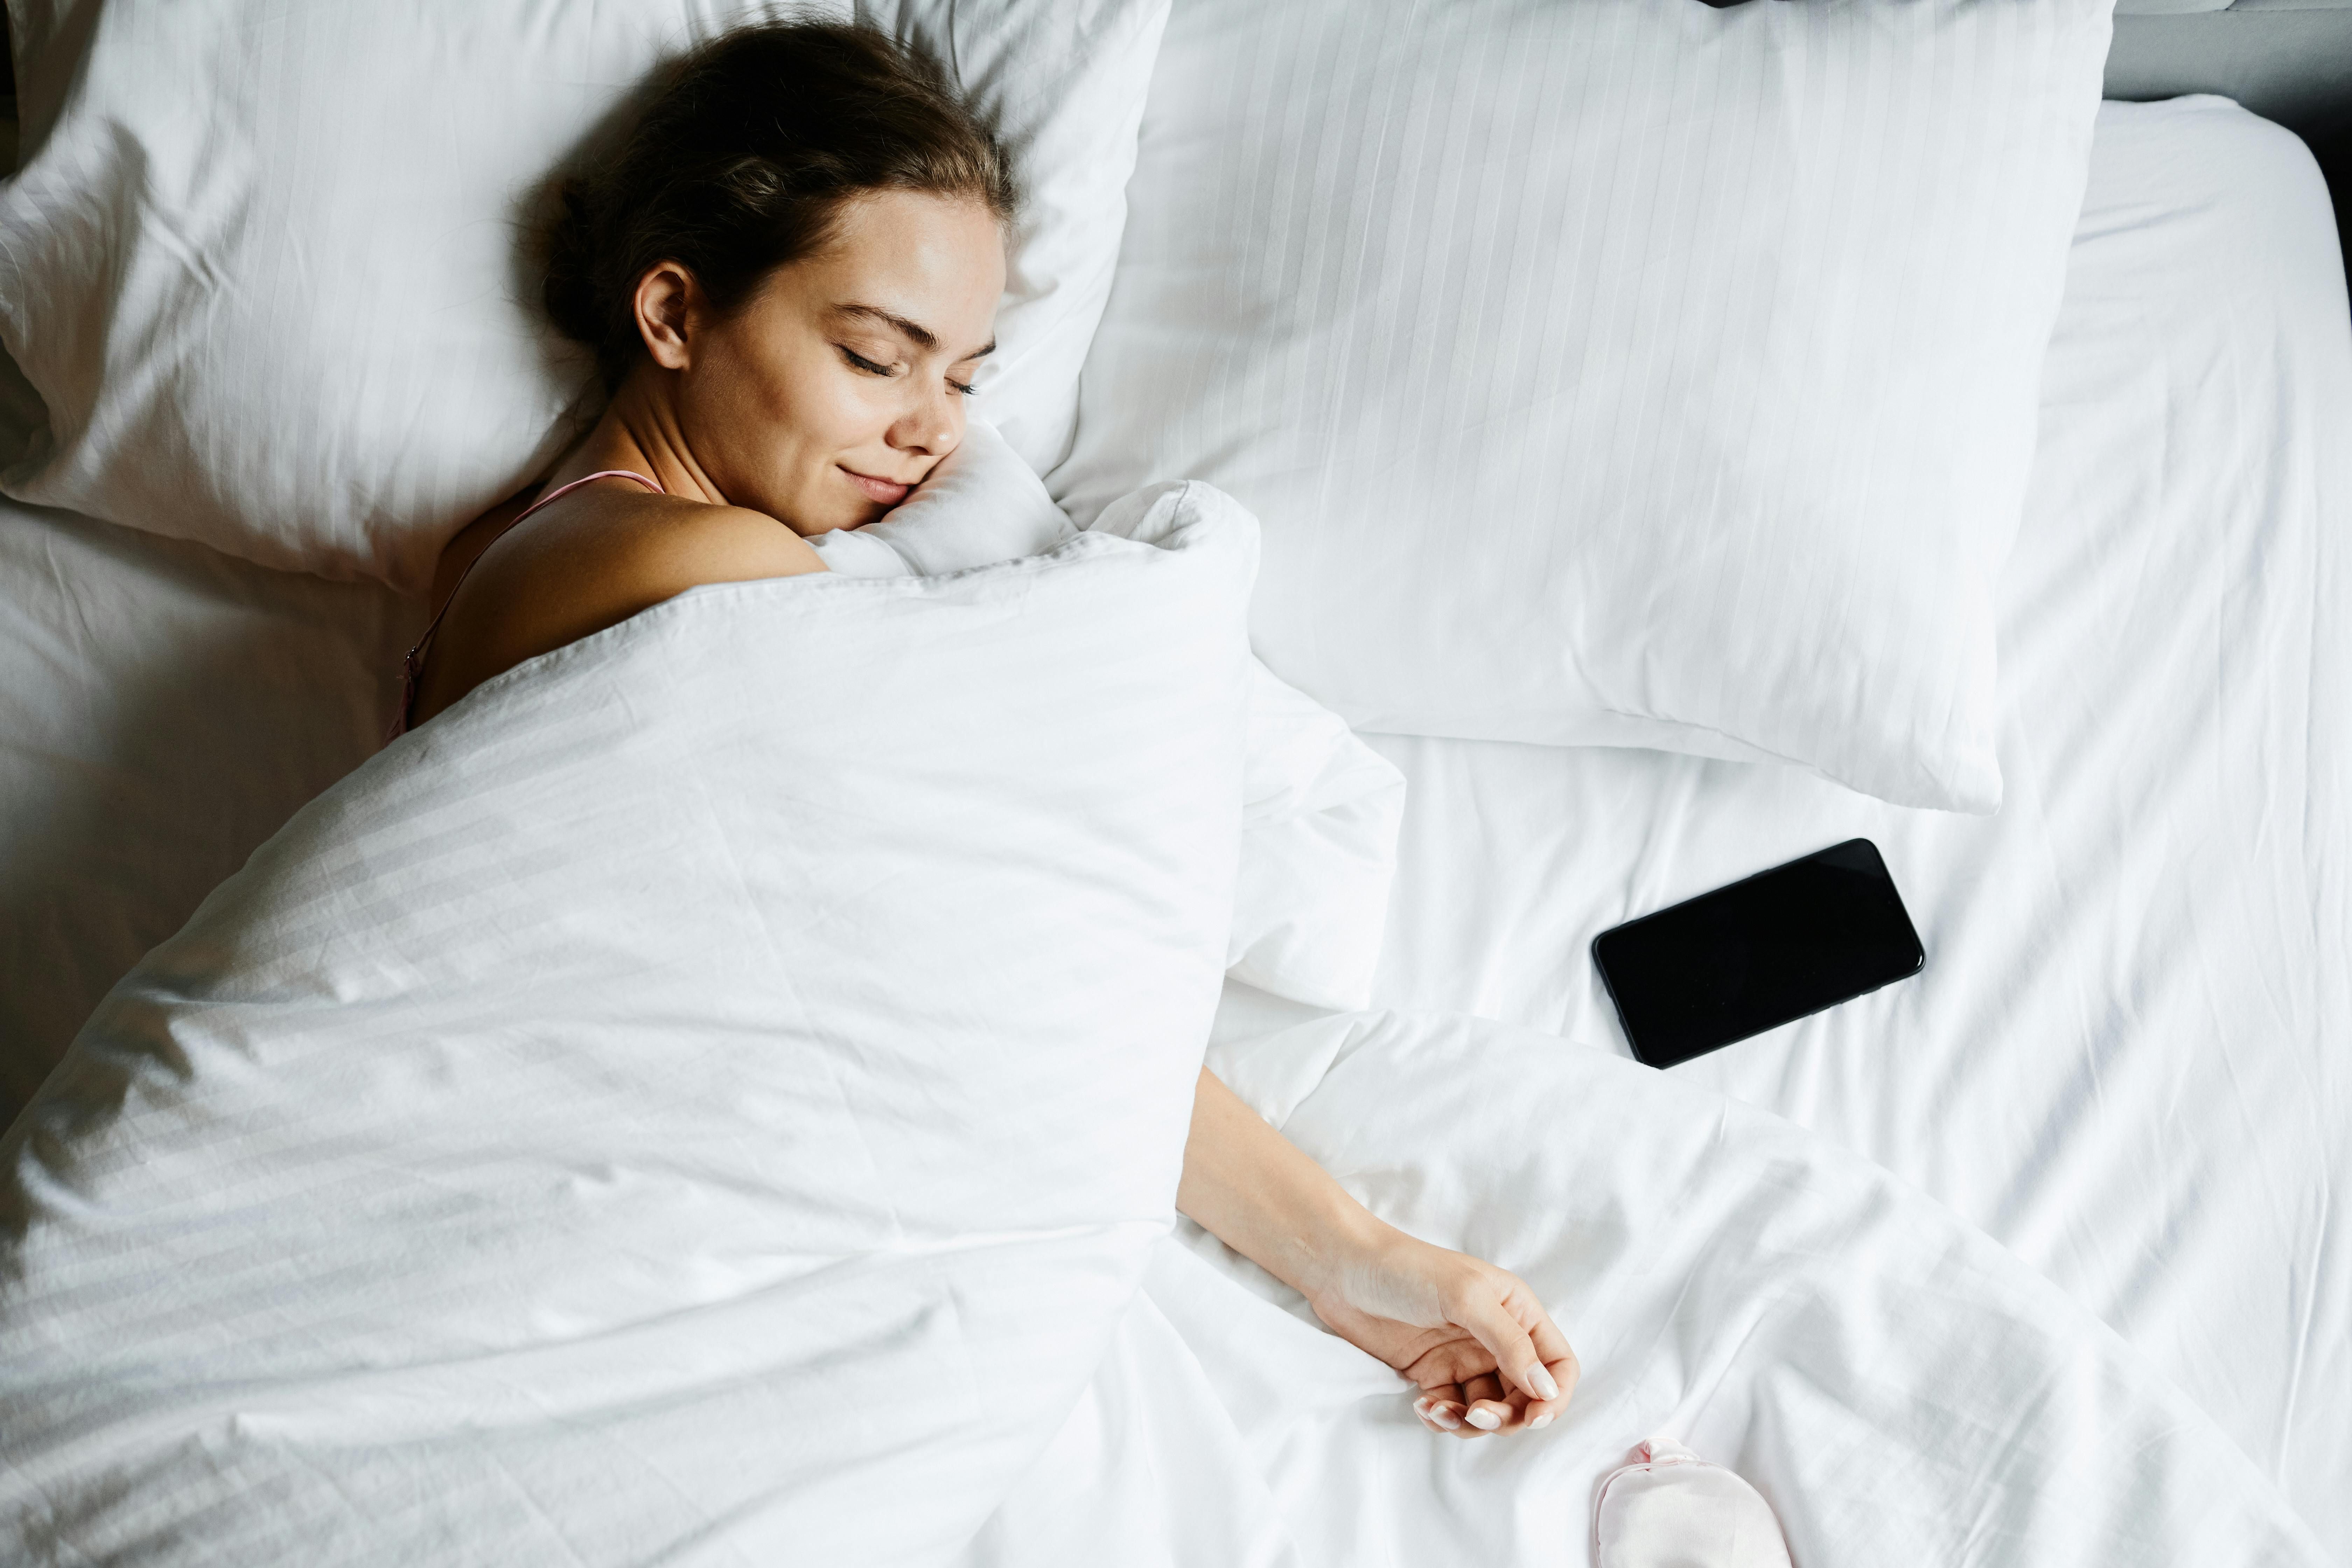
[1594, 1436, 1793, 1568]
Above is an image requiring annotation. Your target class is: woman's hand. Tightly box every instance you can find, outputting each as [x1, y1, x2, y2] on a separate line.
[1176, 1068, 1578, 1440]
[1305, 1226, 1578, 1437]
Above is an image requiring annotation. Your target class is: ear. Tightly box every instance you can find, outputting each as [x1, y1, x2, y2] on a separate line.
[632, 261, 698, 372]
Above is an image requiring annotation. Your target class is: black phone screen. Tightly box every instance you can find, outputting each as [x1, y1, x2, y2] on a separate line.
[1590, 838, 1924, 1068]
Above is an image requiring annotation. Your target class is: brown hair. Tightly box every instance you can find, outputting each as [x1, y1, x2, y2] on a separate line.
[544, 18, 1019, 391]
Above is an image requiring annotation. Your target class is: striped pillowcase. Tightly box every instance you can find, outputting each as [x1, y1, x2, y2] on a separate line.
[1055, 0, 2115, 812]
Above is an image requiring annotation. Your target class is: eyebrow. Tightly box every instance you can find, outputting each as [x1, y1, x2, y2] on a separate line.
[835, 302, 995, 362]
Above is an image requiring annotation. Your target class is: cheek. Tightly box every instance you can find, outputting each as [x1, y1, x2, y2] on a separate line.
[705, 335, 869, 448]
[685, 329, 894, 526]
[746, 355, 892, 525]
[768, 359, 902, 477]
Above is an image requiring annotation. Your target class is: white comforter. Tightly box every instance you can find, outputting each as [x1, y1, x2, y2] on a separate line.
[0, 488, 1258, 1564]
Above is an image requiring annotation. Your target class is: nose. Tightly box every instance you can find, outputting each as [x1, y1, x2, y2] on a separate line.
[885, 380, 965, 464]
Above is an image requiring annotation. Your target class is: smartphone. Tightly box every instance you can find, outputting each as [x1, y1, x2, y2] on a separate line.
[1590, 838, 1924, 1068]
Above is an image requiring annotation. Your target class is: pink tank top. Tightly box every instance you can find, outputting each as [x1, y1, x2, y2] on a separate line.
[385, 469, 665, 742]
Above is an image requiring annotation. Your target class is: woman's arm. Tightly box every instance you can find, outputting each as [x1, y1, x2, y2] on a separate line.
[1176, 1067, 1579, 1436]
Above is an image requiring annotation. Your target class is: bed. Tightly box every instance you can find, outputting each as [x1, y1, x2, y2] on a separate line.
[1, 5, 2347, 1564]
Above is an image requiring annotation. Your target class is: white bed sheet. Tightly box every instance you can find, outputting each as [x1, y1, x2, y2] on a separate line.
[965, 1009, 2329, 1567]
[0, 489, 415, 1124]
[1358, 96, 2352, 1552]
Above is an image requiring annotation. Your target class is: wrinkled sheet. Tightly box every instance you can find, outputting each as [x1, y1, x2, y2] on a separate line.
[961, 1009, 2330, 1567]
[0, 494, 1257, 1565]
[1360, 97, 2352, 1552]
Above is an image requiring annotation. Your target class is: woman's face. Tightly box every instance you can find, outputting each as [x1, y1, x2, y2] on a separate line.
[643, 190, 1007, 534]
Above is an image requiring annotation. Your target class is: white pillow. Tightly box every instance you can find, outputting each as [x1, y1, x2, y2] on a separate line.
[0, 0, 1166, 593]
[1054, 0, 2114, 812]
[813, 436, 1407, 1009]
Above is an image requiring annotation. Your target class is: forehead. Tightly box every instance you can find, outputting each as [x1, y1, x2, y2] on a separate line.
[778, 190, 1004, 339]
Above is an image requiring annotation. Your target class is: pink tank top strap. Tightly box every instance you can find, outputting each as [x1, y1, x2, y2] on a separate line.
[385, 469, 664, 742]
[510, 468, 667, 526]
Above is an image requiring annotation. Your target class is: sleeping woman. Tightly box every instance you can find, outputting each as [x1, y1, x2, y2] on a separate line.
[400, 18, 1577, 1442]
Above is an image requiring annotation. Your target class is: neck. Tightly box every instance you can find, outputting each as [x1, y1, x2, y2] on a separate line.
[560, 369, 726, 506]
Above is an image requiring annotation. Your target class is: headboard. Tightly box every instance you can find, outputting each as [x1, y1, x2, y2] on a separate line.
[2109, 0, 2352, 138]
[2107, 0, 2352, 271]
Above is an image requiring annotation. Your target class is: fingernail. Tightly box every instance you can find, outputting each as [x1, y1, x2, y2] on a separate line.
[1526, 1365, 1560, 1401]
[1465, 1407, 1502, 1431]
[1430, 1406, 1463, 1431]
[1530, 1412, 1553, 1430]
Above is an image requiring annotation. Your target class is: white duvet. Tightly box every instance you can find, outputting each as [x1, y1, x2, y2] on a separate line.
[0, 486, 1258, 1563]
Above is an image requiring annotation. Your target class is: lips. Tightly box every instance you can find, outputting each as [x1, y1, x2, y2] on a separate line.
[840, 466, 913, 506]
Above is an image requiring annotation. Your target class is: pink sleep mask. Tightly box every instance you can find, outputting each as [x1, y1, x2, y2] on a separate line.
[1595, 1436, 1794, 1568]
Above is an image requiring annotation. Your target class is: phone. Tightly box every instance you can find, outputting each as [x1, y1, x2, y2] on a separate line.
[1590, 838, 1924, 1068]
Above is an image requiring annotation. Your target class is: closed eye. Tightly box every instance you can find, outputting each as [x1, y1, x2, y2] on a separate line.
[842, 342, 977, 397]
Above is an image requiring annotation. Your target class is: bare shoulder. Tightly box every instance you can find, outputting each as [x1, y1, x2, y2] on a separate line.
[604, 496, 829, 591]
[468, 489, 824, 644]
[410, 490, 825, 726]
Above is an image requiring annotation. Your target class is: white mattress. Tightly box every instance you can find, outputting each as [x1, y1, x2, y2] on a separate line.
[0, 90, 2345, 1556]
[1356, 97, 2352, 1552]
